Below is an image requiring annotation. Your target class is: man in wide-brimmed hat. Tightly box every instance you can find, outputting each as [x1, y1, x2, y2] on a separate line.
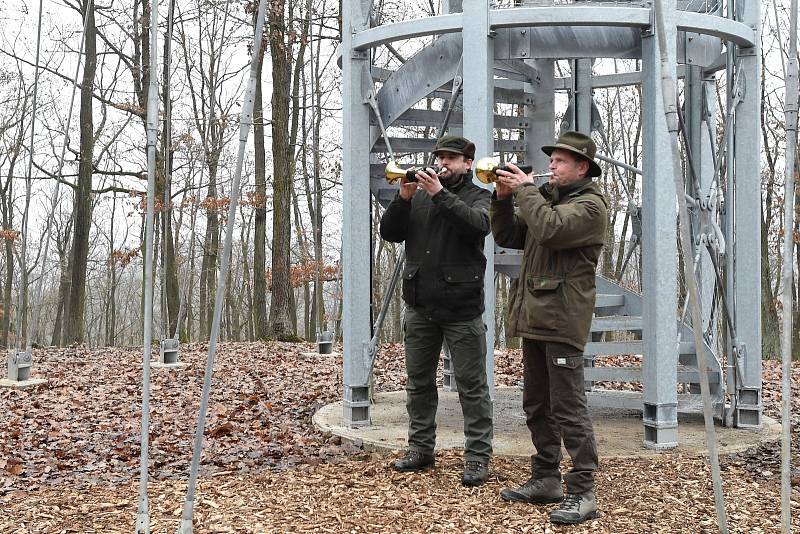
[379, 134, 494, 487]
[490, 131, 608, 524]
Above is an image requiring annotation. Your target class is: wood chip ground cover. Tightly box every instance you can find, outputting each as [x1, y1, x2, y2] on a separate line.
[0, 342, 797, 532]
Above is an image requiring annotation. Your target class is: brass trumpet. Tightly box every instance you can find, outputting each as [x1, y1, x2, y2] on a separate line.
[385, 161, 445, 184]
[474, 157, 553, 184]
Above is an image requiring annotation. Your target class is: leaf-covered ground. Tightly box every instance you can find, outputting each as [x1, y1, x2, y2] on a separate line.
[0, 342, 797, 532]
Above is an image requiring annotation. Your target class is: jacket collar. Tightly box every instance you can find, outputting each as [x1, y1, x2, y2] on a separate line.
[558, 177, 593, 198]
[543, 177, 595, 204]
[443, 171, 473, 192]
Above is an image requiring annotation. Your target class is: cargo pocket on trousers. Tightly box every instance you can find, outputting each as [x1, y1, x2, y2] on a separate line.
[551, 354, 583, 370]
[467, 320, 488, 338]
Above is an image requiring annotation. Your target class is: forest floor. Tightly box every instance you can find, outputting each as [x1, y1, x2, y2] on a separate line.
[0, 341, 798, 533]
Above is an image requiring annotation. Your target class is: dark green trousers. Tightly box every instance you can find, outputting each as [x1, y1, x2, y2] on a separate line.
[522, 338, 598, 493]
[403, 307, 493, 462]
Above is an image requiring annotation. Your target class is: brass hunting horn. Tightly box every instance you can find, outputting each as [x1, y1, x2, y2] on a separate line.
[385, 161, 446, 184]
[474, 157, 552, 184]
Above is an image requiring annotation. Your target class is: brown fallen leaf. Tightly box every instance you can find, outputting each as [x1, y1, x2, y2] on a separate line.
[208, 421, 235, 438]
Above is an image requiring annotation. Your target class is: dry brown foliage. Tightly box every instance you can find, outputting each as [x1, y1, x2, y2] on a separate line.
[0, 342, 797, 532]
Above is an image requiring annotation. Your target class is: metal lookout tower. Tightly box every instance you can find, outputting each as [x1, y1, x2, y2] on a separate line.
[340, 0, 762, 448]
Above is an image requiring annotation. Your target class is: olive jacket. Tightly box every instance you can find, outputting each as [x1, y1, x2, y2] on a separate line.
[490, 178, 608, 351]
[379, 173, 491, 323]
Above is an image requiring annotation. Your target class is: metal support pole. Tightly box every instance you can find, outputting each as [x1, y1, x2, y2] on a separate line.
[342, 0, 373, 427]
[641, 2, 678, 449]
[135, 0, 159, 530]
[160, 0, 178, 356]
[653, 1, 727, 531]
[462, 0, 495, 399]
[573, 58, 593, 135]
[175, 1, 268, 531]
[524, 59, 554, 172]
[731, 0, 763, 429]
[780, 0, 798, 529]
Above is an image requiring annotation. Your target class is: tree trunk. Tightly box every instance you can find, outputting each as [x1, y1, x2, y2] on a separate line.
[241, 221, 254, 341]
[184, 188, 200, 342]
[51, 220, 73, 347]
[64, 0, 97, 345]
[104, 197, 117, 347]
[199, 156, 220, 339]
[161, 31, 180, 338]
[794, 201, 800, 359]
[252, 41, 268, 340]
[311, 56, 326, 337]
[266, 0, 294, 340]
[2, 235, 13, 348]
[224, 263, 234, 341]
[761, 206, 781, 359]
[0, 114, 28, 348]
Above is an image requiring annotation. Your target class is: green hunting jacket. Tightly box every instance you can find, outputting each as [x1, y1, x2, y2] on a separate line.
[379, 172, 491, 323]
[490, 178, 608, 351]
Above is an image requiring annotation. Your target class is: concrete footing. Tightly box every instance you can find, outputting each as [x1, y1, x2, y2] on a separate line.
[313, 386, 780, 459]
[0, 378, 48, 389]
[150, 361, 190, 370]
[301, 351, 341, 358]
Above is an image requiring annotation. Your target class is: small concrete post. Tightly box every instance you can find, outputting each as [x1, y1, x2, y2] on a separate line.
[159, 339, 180, 364]
[7, 349, 31, 382]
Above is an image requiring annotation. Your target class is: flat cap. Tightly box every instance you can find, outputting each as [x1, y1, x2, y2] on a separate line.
[433, 135, 476, 160]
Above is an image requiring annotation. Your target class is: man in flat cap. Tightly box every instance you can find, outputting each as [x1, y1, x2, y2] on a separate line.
[379, 134, 493, 487]
[490, 131, 608, 524]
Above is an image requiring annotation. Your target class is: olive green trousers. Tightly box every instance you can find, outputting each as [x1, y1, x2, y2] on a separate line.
[403, 307, 493, 462]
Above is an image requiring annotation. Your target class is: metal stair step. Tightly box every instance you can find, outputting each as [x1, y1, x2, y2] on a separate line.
[590, 315, 642, 332]
[584, 365, 720, 384]
[587, 390, 723, 413]
[585, 366, 641, 382]
[584, 340, 696, 356]
[595, 293, 624, 308]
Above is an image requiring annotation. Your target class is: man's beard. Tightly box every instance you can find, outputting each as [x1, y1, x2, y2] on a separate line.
[439, 171, 463, 187]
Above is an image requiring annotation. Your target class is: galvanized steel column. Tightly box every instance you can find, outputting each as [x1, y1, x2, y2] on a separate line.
[525, 59, 555, 171]
[462, 0, 495, 398]
[342, 0, 373, 426]
[731, 0, 762, 428]
[641, 0, 678, 448]
[444, 0, 463, 15]
[573, 59, 593, 134]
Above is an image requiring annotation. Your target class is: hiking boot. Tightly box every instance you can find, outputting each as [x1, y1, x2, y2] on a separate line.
[500, 477, 563, 504]
[549, 491, 598, 524]
[393, 450, 434, 472]
[462, 459, 489, 487]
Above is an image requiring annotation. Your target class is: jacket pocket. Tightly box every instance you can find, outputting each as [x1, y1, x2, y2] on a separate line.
[402, 263, 420, 306]
[524, 275, 566, 332]
[440, 264, 483, 312]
